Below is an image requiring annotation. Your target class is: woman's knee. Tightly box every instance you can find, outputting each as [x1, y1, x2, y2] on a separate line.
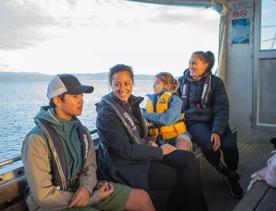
[175, 150, 198, 170]
[185, 151, 200, 170]
[125, 189, 156, 211]
[185, 150, 197, 164]
[163, 150, 197, 169]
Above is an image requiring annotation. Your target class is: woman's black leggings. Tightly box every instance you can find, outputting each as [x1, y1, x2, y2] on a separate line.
[148, 150, 208, 211]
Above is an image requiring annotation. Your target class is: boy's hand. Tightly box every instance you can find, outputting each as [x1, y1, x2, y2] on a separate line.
[69, 186, 91, 208]
[95, 180, 107, 189]
[97, 182, 114, 200]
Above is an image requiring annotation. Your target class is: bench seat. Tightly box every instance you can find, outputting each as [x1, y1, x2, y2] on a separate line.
[233, 181, 276, 211]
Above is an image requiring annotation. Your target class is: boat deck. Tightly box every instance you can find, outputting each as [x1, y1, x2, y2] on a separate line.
[0, 141, 274, 211]
[201, 142, 274, 211]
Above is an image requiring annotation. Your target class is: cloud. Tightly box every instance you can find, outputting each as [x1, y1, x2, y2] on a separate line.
[146, 6, 219, 33]
[0, 1, 60, 50]
[0, 0, 103, 50]
[0, 0, 141, 50]
[0, 63, 15, 71]
[148, 6, 218, 23]
[0, 0, 200, 50]
[148, 11, 196, 23]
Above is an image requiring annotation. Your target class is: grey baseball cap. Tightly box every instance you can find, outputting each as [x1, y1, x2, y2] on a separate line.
[47, 74, 94, 99]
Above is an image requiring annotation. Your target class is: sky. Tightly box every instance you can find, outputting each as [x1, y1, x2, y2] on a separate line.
[0, 0, 220, 76]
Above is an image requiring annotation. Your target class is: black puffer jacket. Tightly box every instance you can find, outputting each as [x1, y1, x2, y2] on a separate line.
[178, 69, 229, 137]
[96, 93, 163, 189]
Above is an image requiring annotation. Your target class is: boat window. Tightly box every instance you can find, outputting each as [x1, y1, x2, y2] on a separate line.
[261, 0, 276, 50]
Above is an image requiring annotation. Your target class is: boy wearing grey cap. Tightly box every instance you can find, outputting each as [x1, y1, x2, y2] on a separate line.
[22, 74, 155, 211]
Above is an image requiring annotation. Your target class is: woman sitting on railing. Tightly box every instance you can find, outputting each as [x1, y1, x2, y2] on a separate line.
[96, 64, 208, 211]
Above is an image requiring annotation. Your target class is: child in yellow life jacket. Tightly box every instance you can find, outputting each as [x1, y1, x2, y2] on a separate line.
[143, 72, 192, 151]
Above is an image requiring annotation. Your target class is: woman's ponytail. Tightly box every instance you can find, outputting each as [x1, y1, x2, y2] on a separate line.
[205, 51, 215, 72]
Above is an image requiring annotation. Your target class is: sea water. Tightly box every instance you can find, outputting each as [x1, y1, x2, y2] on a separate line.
[0, 80, 153, 162]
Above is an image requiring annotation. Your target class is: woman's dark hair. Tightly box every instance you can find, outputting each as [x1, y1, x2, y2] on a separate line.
[109, 64, 134, 86]
[192, 51, 215, 72]
[49, 93, 66, 107]
[155, 72, 178, 91]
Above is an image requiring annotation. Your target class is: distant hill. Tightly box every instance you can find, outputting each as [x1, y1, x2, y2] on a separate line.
[0, 72, 50, 82]
[0, 72, 154, 82]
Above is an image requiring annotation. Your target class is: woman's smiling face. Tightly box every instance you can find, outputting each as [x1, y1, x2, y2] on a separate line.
[189, 54, 208, 80]
[111, 70, 133, 103]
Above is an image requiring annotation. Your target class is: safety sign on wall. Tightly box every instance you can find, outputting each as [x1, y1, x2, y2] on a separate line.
[230, 1, 252, 44]
[231, 1, 252, 19]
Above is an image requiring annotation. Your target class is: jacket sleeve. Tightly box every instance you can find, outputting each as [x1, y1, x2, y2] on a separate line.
[211, 77, 229, 136]
[96, 108, 163, 161]
[79, 128, 97, 195]
[143, 95, 183, 126]
[22, 134, 73, 209]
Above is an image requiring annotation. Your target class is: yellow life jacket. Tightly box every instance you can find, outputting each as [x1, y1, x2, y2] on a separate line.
[146, 91, 187, 140]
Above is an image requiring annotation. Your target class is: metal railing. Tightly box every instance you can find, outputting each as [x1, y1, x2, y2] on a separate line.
[0, 129, 98, 169]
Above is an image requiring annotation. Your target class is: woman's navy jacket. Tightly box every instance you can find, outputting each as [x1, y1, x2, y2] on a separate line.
[178, 70, 229, 137]
[96, 93, 163, 189]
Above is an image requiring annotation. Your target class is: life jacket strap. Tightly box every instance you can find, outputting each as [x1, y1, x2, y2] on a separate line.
[182, 73, 212, 110]
[35, 118, 89, 191]
[103, 94, 144, 145]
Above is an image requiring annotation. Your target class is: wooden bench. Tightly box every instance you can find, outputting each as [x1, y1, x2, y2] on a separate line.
[233, 181, 276, 211]
[0, 176, 28, 211]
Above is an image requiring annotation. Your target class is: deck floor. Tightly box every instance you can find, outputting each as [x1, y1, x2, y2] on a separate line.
[201, 142, 274, 211]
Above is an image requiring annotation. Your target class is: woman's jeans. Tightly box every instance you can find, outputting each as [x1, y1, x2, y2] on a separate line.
[188, 123, 239, 171]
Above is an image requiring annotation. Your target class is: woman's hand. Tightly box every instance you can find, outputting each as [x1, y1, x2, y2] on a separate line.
[211, 133, 221, 151]
[69, 186, 91, 208]
[161, 144, 177, 155]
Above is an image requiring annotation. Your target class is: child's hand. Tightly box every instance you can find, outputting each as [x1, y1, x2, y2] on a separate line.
[149, 140, 158, 147]
[176, 139, 192, 151]
[161, 144, 177, 155]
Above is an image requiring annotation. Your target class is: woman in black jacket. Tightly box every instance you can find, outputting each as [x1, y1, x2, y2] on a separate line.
[96, 64, 208, 211]
[178, 51, 243, 199]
